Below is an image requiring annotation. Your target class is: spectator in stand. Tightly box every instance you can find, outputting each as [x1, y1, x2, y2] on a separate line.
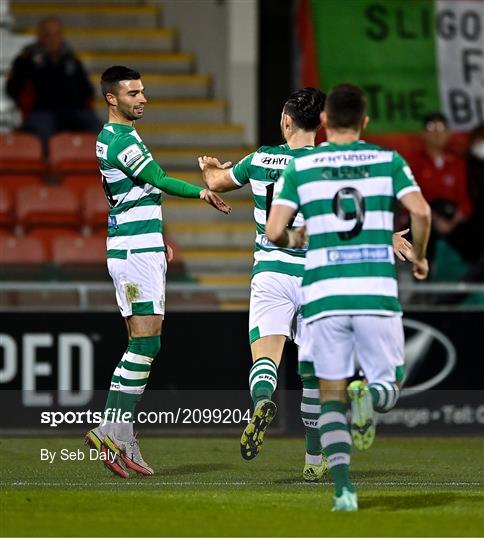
[6, 15, 102, 153]
[467, 123, 484, 226]
[409, 113, 472, 270]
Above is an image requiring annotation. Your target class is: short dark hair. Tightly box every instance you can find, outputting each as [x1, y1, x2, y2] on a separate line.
[422, 112, 448, 129]
[101, 65, 141, 101]
[283, 87, 326, 131]
[325, 84, 366, 130]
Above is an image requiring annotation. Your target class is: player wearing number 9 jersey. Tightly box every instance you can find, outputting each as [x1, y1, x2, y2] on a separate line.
[199, 88, 414, 481]
[267, 83, 432, 511]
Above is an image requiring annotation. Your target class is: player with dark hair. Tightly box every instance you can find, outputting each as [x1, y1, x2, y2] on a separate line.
[266, 83, 431, 511]
[85, 66, 231, 478]
[198, 87, 412, 481]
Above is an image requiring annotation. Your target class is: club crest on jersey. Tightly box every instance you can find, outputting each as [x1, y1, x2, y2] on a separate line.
[117, 144, 143, 167]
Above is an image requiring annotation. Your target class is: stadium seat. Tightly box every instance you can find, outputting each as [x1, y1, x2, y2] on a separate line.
[0, 188, 13, 230]
[61, 174, 101, 198]
[52, 234, 106, 265]
[0, 174, 43, 196]
[0, 234, 49, 280]
[49, 132, 98, 176]
[52, 234, 107, 280]
[16, 186, 80, 231]
[0, 133, 45, 175]
[0, 234, 46, 264]
[30, 227, 79, 259]
[83, 186, 109, 232]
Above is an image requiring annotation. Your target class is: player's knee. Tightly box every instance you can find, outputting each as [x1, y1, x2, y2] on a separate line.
[127, 335, 161, 360]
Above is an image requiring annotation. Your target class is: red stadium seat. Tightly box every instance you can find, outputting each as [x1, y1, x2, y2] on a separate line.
[51, 234, 107, 280]
[16, 186, 80, 231]
[0, 234, 46, 264]
[61, 174, 102, 198]
[0, 174, 44, 196]
[0, 133, 45, 175]
[52, 234, 106, 265]
[49, 133, 98, 176]
[84, 186, 109, 232]
[0, 188, 13, 230]
[30, 227, 79, 259]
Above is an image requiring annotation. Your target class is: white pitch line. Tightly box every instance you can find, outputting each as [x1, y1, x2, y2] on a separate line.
[1, 481, 483, 488]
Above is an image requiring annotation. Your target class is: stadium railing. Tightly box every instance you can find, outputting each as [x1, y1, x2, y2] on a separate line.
[0, 281, 483, 311]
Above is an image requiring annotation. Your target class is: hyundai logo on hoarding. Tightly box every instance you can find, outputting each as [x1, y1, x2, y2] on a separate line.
[401, 318, 457, 397]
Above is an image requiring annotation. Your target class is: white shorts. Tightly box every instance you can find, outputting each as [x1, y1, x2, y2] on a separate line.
[306, 315, 404, 383]
[107, 250, 167, 317]
[249, 272, 305, 346]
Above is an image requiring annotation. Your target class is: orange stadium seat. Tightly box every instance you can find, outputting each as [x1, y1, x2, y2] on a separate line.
[49, 133, 98, 176]
[0, 174, 44, 196]
[51, 234, 107, 280]
[16, 186, 80, 231]
[0, 188, 13, 230]
[0, 133, 45, 175]
[84, 186, 109, 232]
[0, 234, 46, 264]
[30, 227, 79, 259]
[61, 174, 101, 198]
[52, 234, 106, 265]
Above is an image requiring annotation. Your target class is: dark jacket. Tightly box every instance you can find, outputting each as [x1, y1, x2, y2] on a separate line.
[6, 42, 94, 112]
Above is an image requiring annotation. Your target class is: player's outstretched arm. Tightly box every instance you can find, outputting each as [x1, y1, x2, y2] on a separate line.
[198, 156, 236, 193]
[135, 159, 231, 213]
[399, 191, 432, 280]
[199, 188, 231, 214]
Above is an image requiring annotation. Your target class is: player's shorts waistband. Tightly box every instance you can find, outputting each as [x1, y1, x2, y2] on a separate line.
[107, 246, 166, 259]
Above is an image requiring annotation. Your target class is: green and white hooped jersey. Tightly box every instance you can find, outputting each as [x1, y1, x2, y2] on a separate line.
[96, 123, 164, 259]
[274, 140, 420, 322]
[230, 144, 314, 278]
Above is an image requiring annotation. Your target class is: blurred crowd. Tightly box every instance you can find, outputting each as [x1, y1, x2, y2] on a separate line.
[5, 16, 102, 154]
[406, 114, 484, 288]
[3, 15, 483, 290]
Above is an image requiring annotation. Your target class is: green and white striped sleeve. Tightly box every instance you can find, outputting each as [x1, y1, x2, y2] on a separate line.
[229, 152, 254, 187]
[272, 158, 299, 210]
[392, 152, 421, 199]
[108, 133, 153, 180]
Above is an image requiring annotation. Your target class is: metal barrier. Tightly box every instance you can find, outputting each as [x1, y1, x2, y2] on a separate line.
[1, 281, 484, 311]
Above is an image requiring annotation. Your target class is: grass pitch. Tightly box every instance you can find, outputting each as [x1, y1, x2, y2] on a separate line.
[0, 436, 483, 537]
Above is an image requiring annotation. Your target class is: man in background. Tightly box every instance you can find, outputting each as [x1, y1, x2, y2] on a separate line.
[6, 16, 102, 153]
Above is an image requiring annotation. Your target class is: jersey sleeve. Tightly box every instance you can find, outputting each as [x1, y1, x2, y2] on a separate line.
[230, 152, 254, 187]
[392, 151, 421, 199]
[272, 158, 299, 210]
[107, 133, 153, 180]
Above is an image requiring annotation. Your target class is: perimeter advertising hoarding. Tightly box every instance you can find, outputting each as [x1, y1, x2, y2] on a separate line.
[0, 311, 482, 434]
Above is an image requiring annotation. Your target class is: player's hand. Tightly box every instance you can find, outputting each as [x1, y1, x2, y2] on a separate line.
[392, 229, 413, 261]
[412, 257, 429, 280]
[200, 189, 231, 214]
[287, 226, 307, 248]
[198, 156, 232, 172]
[165, 243, 174, 263]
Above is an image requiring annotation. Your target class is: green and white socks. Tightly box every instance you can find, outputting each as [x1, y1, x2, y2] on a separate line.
[319, 400, 355, 497]
[249, 357, 278, 407]
[300, 374, 323, 465]
[369, 382, 400, 412]
[101, 336, 161, 440]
